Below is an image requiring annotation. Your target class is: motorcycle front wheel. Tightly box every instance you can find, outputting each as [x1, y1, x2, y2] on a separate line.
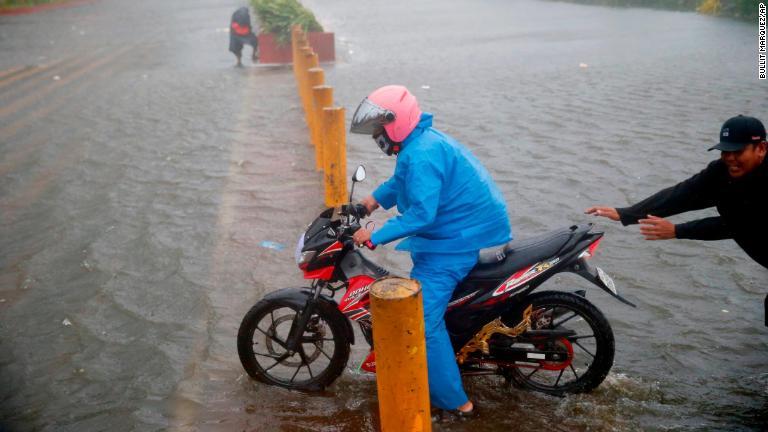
[501, 290, 615, 395]
[237, 298, 350, 391]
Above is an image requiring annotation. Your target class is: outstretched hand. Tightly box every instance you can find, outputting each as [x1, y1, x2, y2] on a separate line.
[584, 206, 620, 221]
[639, 215, 676, 240]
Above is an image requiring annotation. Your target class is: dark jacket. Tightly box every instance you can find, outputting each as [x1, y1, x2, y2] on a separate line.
[616, 159, 767, 269]
[231, 7, 253, 36]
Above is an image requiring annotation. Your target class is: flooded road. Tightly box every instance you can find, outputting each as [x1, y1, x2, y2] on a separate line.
[1, 0, 766, 430]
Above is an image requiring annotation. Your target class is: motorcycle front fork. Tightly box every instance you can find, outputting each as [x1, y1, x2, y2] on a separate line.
[285, 280, 324, 354]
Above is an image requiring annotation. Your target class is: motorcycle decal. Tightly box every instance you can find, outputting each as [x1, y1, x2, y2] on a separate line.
[492, 257, 560, 297]
[347, 309, 371, 321]
[340, 275, 374, 312]
[447, 290, 479, 310]
[318, 241, 343, 257]
[359, 351, 376, 373]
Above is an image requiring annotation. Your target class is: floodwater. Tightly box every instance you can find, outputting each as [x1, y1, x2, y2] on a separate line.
[0, 0, 766, 430]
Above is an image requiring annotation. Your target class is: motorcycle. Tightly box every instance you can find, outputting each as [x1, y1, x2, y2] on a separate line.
[237, 165, 635, 395]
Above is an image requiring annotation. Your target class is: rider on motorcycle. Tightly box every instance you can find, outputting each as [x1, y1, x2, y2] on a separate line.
[350, 85, 512, 417]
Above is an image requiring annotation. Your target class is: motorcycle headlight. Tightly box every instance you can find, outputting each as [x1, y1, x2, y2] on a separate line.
[297, 251, 316, 269]
[294, 233, 306, 265]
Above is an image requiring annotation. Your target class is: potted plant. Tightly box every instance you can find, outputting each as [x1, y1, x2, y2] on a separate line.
[251, 0, 335, 64]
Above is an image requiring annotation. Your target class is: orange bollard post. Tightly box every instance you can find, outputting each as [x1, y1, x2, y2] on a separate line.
[322, 107, 347, 207]
[298, 47, 314, 119]
[306, 68, 325, 150]
[304, 51, 319, 72]
[312, 85, 333, 172]
[369, 277, 432, 432]
[297, 31, 307, 47]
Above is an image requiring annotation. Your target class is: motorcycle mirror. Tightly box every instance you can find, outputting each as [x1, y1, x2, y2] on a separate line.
[352, 165, 366, 183]
[348, 165, 366, 205]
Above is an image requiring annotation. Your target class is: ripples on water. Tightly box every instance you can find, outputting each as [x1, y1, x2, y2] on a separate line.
[308, 0, 767, 430]
[0, 0, 766, 430]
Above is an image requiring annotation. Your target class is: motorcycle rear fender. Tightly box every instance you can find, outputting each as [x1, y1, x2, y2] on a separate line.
[262, 287, 355, 344]
[569, 258, 636, 307]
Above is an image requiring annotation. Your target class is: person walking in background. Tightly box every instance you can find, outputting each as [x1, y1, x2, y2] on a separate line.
[349, 85, 512, 418]
[229, 6, 259, 67]
[585, 115, 767, 324]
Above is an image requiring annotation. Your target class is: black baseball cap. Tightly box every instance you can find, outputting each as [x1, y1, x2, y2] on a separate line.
[708, 115, 766, 151]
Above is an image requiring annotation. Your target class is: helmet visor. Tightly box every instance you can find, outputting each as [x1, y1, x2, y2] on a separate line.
[350, 98, 396, 135]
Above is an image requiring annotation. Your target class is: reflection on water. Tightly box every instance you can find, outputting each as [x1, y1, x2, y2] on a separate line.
[0, 0, 766, 430]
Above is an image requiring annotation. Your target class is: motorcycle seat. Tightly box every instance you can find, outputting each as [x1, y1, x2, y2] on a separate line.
[469, 227, 574, 279]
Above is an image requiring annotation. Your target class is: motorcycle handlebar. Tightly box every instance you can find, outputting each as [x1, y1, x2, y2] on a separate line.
[340, 203, 369, 220]
[344, 223, 376, 250]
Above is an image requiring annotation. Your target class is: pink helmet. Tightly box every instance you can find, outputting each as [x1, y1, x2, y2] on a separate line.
[350, 85, 422, 143]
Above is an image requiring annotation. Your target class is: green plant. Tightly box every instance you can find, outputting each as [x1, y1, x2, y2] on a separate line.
[250, 0, 323, 45]
[1, 0, 59, 7]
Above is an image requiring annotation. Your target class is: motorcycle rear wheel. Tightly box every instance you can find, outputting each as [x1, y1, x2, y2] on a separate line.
[501, 291, 615, 395]
[237, 298, 350, 390]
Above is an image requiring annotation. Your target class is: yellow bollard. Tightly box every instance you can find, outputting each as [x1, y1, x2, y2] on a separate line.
[306, 68, 325, 151]
[305, 51, 319, 71]
[312, 85, 333, 172]
[322, 107, 348, 207]
[299, 51, 318, 128]
[299, 49, 317, 119]
[294, 47, 309, 116]
[369, 277, 432, 432]
[297, 47, 312, 113]
[296, 59, 307, 104]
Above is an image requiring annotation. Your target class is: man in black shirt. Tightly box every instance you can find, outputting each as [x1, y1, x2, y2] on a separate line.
[586, 115, 767, 324]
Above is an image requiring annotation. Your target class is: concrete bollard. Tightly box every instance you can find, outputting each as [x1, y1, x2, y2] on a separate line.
[307, 68, 325, 160]
[298, 47, 314, 120]
[369, 277, 432, 432]
[322, 107, 347, 207]
[306, 52, 319, 71]
[312, 85, 333, 172]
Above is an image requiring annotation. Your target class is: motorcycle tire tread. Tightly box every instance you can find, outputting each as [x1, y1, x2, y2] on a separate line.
[502, 290, 615, 396]
[237, 298, 351, 391]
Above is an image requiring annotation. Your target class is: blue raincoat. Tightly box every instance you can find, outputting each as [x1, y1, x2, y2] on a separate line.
[370, 113, 512, 410]
[370, 113, 511, 251]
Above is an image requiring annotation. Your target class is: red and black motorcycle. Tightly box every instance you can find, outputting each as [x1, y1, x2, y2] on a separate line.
[237, 166, 635, 395]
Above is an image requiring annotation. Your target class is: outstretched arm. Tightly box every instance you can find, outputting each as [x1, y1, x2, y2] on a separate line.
[615, 163, 720, 225]
[584, 206, 620, 221]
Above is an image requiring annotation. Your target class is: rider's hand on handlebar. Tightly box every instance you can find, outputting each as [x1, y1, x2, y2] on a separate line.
[353, 203, 369, 218]
[352, 227, 372, 247]
[360, 195, 380, 215]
